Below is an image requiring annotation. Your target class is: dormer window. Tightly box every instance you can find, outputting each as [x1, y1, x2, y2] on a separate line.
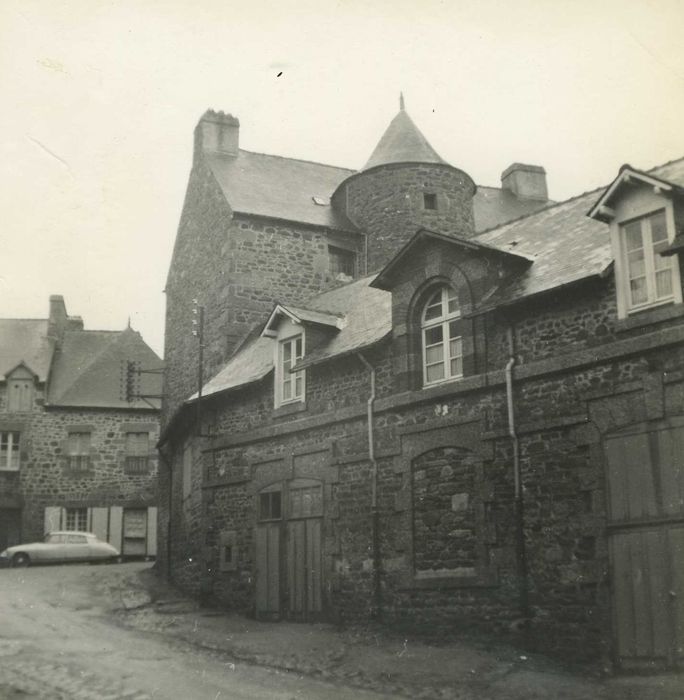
[621, 210, 676, 310]
[7, 366, 34, 412]
[277, 335, 304, 406]
[421, 286, 463, 386]
[588, 166, 683, 319]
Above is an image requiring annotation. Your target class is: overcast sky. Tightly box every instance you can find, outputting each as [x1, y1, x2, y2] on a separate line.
[2, 0, 684, 356]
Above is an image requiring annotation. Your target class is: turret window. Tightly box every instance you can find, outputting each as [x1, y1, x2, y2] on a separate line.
[421, 286, 463, 385]
[423, 193, 438, 211]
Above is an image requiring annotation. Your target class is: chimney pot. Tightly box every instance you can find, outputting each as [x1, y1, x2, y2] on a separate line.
[501, 163, 548, 201]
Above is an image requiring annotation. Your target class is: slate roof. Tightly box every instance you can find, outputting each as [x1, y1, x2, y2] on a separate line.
[0, 319, 53, 381]
[474, 157, 684, 307]
[473, 186, 551, 232]
[205, 151, 357, 231]
[48, 327, 163, 409]
[362, 108, 448, 171]
[190, 275, 391, 401]
[190, 156, 684, 402]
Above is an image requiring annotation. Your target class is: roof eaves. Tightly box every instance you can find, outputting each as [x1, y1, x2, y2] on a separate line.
[587, 166, 684, 222]
[293, 331, 392, 371]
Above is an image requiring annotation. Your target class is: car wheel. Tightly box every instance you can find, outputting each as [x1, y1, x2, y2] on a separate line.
[11, 553, 30, 568]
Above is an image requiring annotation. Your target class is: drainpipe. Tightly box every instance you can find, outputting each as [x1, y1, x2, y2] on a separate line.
[357, 352, 381, 619]
[505, 326, 529, 622]
[158, 446, 174, 583]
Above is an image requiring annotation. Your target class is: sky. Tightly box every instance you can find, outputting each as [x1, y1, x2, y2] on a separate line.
[1, 0, 684, 357]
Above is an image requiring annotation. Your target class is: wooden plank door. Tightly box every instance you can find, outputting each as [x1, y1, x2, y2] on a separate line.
[605, 420, 684, 669]
[122, 509, 148, 556]
[255, 522, 281, 619]
[286, 518, 322, 620]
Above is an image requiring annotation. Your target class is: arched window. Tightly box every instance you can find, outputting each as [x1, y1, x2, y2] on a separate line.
[421, 286, 463, 386]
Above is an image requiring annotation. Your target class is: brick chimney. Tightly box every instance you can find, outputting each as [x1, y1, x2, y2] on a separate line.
[47, 296, 83, 345]
[194, 110, 240, 159]
[501, 163, 548, 201]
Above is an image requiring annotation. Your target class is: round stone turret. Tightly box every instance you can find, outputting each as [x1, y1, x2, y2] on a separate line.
[332, 97, 476, 271]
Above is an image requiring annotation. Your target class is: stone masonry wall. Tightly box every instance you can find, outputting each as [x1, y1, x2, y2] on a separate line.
[8, 406, 159, 543]
[164, 159, 360, 428]
[335, 163, 476, 271]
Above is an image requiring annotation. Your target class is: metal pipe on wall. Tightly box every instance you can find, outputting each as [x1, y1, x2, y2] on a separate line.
[357, 351, 381, 618]
[505, 326, 530, 622]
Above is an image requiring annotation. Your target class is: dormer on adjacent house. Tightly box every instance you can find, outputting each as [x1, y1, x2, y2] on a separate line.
[589, 165, 684, 319]
[6, 364, 35, 412]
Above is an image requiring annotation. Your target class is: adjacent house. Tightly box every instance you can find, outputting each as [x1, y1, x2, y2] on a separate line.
[159, 99, 684, 669]
[0, 296, 162, 558]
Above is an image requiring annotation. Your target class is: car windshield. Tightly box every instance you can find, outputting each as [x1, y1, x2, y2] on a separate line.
[45, 534, 65, 544]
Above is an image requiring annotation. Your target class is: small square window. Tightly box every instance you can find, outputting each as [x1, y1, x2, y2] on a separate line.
[423, 193, 438, 210]
[67, 432, 91, 471]
[328, 246, 356, 278]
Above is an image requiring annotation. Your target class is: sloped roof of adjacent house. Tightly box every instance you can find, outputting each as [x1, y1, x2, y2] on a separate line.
[189, 156, 684, 403]
[474, 157, 684, 308]
[204, 150, 357, 231]
[0, 319, 53, 381]
[48, 327, 162, 409]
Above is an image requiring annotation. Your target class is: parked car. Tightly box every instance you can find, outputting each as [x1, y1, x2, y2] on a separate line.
[0, 531, 120, 567]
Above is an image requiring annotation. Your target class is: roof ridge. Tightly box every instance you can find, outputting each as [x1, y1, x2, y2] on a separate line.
[238, 148, 355, 173]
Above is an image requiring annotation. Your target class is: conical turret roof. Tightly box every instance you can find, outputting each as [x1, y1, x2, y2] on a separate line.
[362, 97, 448, 171]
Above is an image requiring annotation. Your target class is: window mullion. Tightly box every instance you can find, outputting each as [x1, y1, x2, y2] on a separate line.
[642, 221, 657, 303]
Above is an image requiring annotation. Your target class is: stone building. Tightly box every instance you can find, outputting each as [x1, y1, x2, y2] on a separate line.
[159, 99, 684, 669]
[0, 296, 162, 558]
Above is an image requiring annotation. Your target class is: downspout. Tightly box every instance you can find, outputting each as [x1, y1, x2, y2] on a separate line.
[505, 326, 529, 622]
[158, 446, 174, 583]
[357, 352, 381, 619]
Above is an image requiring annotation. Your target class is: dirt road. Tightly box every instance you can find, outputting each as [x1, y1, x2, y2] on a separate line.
[0, 562, 393, 700]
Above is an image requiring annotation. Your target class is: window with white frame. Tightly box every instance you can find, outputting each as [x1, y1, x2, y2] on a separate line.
[65, 507, 88, 532]
[621, 210, 677, 311]
[125, 432, 150, 473]
[67, 432, 91, 470]
[0, 431, 20, 471]
[328, 246, 356, 278]
[421, 286, 463, 386]
[278, 335, 304, 405]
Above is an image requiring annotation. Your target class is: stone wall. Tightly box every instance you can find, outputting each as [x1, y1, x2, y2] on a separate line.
[334, 163, 476, 271]
[0, 393, 159, 544]
[163, 159, 361, 428]
[160, 279, 684, 664]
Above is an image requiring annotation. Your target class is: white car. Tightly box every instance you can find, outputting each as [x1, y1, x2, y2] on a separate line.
[0, 531, 121, 567]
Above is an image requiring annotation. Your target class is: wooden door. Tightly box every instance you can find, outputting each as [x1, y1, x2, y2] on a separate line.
[255, 522, 281, 619]
[286, 480, 323, 621]
[0, 509, 22, 551]
[286, 518, 322, 620]
[605, 420, 684, 669]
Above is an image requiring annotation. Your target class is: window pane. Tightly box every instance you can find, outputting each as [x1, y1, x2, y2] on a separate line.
[283, 342, 291, 362]
[426, 344, 444, 365]
[630, 277, 648, 305]
[655, 270, 673, 299]
[650, 211, 668, 243]
[424, 303, 442, 321]
[450, 356, 463, 377]
[295, 374, 303, 397]
[295, 337, 303, 359]
[449, 337, 462, 359]
[426, 364, 445, 383]
[623, 222, 643, 251]
[628, 254, 645, 279]
[283, 378, 292, 400]
[424, 325, 443, 346]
